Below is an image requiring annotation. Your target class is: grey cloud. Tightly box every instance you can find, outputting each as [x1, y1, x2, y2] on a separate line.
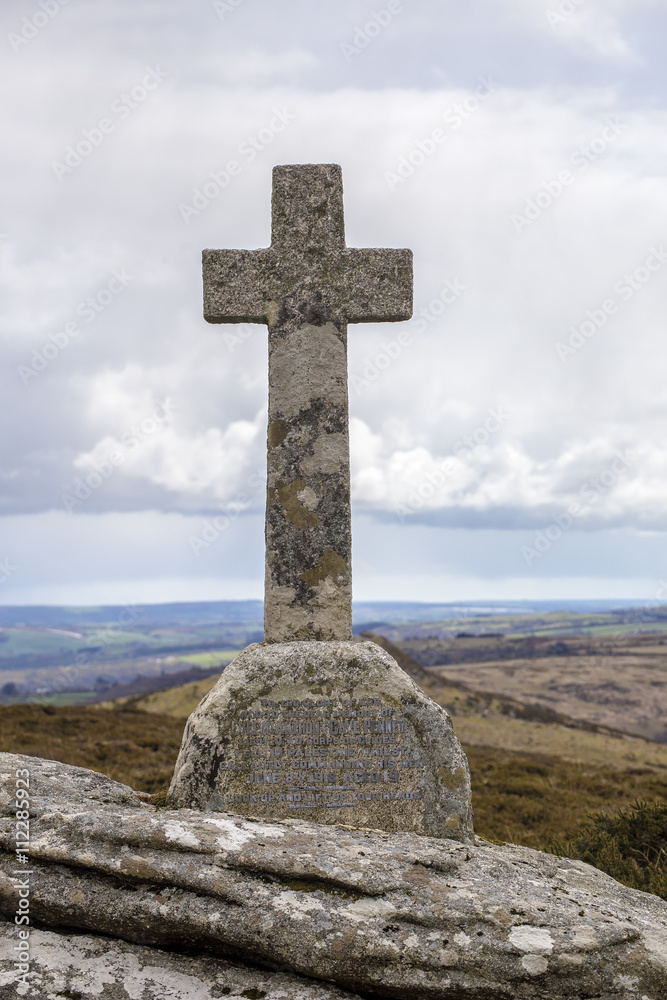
[2, 0, 667, 600]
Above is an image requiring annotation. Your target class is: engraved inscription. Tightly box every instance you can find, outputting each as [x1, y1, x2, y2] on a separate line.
[222, 697, 426, 812]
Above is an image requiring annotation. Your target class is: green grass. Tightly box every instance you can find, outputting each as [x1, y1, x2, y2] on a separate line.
[175, 649, 238, 668]
[526, 623, 667, 638]
[383, 611, 667, 642]
[28, 692, 96, 707]
[0, 624, 255, 668]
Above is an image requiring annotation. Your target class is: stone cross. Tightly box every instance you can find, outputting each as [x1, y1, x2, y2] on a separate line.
[172, 187, 470, 835]
[203, 164, 413, 643]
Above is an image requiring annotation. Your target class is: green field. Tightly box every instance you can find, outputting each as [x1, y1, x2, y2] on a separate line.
[174, 649, 239, 668]
[0, 604, 263, 701]
[29, 691, 97, 707]
[376, 609, 667, 643]
[0, 624, 257, 664]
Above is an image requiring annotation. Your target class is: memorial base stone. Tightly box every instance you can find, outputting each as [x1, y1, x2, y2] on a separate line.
[169, 640, 473, 841]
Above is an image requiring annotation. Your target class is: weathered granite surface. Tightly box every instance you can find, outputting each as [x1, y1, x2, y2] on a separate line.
[203, 164, 413, 642]
[2, 752, 666, 999]
[0, 927, 361, 1000]
[169, 640, 473, 841]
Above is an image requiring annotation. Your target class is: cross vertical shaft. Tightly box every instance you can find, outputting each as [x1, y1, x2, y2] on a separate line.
[202, 164, 413, 642]
[266, 166, 351, 642]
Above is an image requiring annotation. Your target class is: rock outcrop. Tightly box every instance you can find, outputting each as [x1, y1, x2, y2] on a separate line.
[1, 752, 666, 999]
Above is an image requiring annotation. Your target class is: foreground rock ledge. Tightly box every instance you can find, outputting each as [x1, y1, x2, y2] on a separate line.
[0, 927, 360, 1000]
[1, 754, 666, 999]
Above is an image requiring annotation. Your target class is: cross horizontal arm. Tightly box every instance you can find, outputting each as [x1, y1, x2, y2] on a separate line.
[335, 248, 413, 323]
[203, 249, 276, 324]
[204, 246, 413, 326]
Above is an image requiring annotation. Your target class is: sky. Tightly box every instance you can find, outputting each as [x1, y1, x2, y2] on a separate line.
[2, 0, 667, 606]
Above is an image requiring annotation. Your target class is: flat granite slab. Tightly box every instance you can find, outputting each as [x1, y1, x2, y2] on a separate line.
[169, 640, 473, 841]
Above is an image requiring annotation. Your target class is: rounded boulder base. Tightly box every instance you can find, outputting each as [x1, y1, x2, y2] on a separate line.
[169, 640, 473, 841]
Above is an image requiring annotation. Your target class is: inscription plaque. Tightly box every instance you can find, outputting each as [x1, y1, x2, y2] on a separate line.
[226, 696, 422, 812]
[170, 640, 474, 841]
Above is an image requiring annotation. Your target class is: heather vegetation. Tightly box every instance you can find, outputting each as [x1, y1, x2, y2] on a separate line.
[552, 800, 667, 900]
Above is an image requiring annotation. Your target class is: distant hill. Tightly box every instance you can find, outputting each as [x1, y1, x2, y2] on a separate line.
[0, 597, 654, 631]
[0, 600, 264, 628]
[3, 598, 667, 703]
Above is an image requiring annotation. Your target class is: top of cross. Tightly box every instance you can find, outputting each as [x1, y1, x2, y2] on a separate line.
[203, 164, 413, 330]
[271, 162, 346, 250]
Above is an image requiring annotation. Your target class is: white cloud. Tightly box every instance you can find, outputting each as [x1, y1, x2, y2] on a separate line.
[351, 421, 667, 529]
[3, 78, 667, 531]
[74, 411, 266, 501]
